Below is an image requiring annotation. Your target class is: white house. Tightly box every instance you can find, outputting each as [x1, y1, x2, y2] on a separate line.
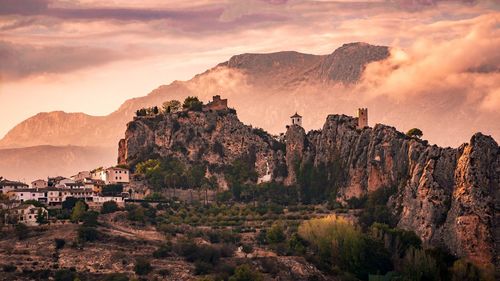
[5, 204, 48, 226]
[10, 189, 46, 203]
[92, 167, 130, 184]
[0, 179, 29, 195]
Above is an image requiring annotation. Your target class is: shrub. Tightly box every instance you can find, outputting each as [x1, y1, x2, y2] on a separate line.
[152, 243, 172, 258]
[183, 96, 203, 111]
[134, 258, 152, 276]
[401, 247, 440, 281]
[54, 238, 66, 250]
[406, 128, 423, 139]
[2, 264, 16, 272]
[194, 261, 214, 275]
[54, 269, 76, 281]
[70, 201, 88, 223]
[82, 211, 99, 227]
[15, 223, 29, 240]
[298, 215, 392, 279]
[450, 259, 482, 281]
[266, 222, 286, 244]
[101, 201, 119, 214]
[102, 184, 124, 196]
[229, 264, 263, 281]
[77, 226, 99, 242]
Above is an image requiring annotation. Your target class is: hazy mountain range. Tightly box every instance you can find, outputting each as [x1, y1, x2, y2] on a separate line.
[1, 42, 498, 182]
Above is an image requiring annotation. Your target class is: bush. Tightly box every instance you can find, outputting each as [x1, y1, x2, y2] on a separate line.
[134, 258, 152, 276]
[152, 243, 172, 258]
[406, 128, 423, 138]
[54, 238, 66, 250]
[77, 226, 99, 242]
[450, 259, 482, 281]
[298, 215, 392, 279]
[70, 201, 88, 223]
[102, 184, 124, 196]
[15, 223, 29, 240]
[101, 201, 119, 214]
[2, 264, 16, 272]
[54, 269, 76, 281]
[183, 96, 203, 111]
[229, 264, 263, 281]
[82, 211, 99, 227]
[266, 222, 286, 244]
[194, 261, 214, 275]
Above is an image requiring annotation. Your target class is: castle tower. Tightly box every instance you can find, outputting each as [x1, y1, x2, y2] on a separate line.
[290, 112, 302, 127]
[357, 108, 368, 129]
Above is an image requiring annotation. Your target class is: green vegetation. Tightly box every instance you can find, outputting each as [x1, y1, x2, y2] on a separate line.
[101, 201, 119, 214]
[70, 201, 88, 223]
[15, 223, 29, 240]
[229, 264, 263, 281]
[183, 96, 204, 111]
[163, 99, 181, 113]
[298, 215, 392, 280]
[134, 257, 152, 275]
[136, 106, 160, 117]
[101, 184, 124, 196]
[295, 159, 344, 204]
[406, 128, 423, 139]
[54, 238, 66, 250]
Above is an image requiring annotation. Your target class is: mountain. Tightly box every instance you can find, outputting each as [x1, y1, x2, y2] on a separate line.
[119, 108, 499, 267]
[0, 42, 389, 149]
[0, 145, 115, 183]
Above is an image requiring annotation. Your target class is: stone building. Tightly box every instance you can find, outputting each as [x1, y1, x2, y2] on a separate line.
[357, 108, 368, 129]
[203, 95, 228, 111]
[290, 112, 302, 127]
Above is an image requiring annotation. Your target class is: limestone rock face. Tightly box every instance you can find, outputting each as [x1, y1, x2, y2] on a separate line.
[284, 115, 498, 266]
[118, 110, 284, 189]
[120, 111, 498, 265]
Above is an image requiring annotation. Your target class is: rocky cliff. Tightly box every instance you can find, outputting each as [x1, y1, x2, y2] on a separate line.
[286, 114, 499, 267]
[118, 109, 287, 189]
[120, 110, 498, 267]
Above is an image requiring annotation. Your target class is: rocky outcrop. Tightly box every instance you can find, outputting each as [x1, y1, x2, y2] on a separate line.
[118, 109, 285, 189]
[285, 114, 499, 266]
[120, 110, 498, 266]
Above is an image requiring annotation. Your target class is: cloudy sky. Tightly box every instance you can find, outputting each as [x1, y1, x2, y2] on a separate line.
[0, 0, 498, 138]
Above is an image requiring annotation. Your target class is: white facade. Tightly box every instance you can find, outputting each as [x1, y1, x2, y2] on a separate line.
[11, 189, 46, 202]
[0, 180, 29, 194]
[6, 204, 48, 226]
[92, 167, 130, 184]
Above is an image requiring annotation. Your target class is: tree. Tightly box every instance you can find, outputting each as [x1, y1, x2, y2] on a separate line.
[54, 238, 66, 250]
[267, 222, 286, 244]
[15, 223, 29, 240]
[101, 201, 119, 214]
[102, 184, 123, 196]
[134, 257, 152, 275]
[182, 96, 203, 111]
[36, 208, 47, 225]
[71, 201, 87, 223]
[162, 100, 181, 113]
[153, 106, 159, 114]
[406, 128, 423, 139]
[229, 264, 263, 281]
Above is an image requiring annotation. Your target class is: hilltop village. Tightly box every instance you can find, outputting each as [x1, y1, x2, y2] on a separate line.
[0, 95, 369, 227]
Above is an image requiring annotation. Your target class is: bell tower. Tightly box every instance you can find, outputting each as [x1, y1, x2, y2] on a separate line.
[357, 108, 368, 129]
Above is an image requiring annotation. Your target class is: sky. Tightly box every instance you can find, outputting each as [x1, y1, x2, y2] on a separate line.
[0, 0, 499, 139]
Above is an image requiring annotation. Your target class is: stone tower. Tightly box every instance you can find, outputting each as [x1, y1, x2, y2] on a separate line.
[357, 108, 368, 129]
[290, 112, 302, 127]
